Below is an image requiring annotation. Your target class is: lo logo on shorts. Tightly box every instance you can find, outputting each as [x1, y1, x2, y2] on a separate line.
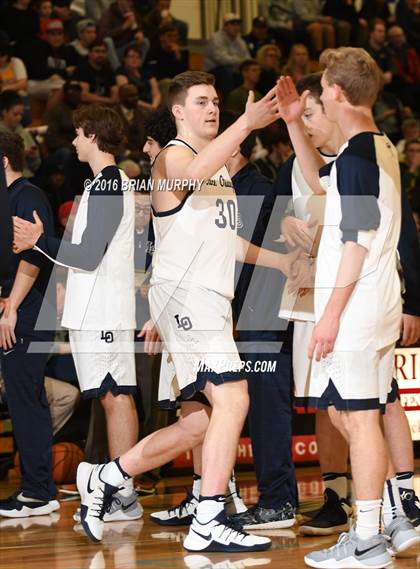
[101, 331, 114, 343]
[174, 314, 192, 331]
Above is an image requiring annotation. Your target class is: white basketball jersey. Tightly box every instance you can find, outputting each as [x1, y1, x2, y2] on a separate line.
[316, 132, 402, 350]
[278, 153, 332, 322]
[62, 168, 135, 330]
[150, 139, 237, 299]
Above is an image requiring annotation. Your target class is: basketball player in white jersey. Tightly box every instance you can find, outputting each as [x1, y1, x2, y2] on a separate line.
[64, 71, 302, 550]
[12, 105, 142, 522]
[275, 73, 353, 534]
[276, 48, 413, 568]
[142, 107, 247, 526]
[278, 72, 420, 557]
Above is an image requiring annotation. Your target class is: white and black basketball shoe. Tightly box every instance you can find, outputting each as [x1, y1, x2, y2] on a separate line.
[76, 462, 119, 542]
[183, 510, 272, 553]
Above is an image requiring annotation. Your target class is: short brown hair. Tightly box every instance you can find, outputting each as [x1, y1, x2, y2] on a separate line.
[0, 130, 24, 172]
[73, 105, 125, 155]
[168, 71, 215, 112]
[320, 47, 382, 106]
[123, 44, 142, 59]
[239, 59, 260, 75]
[296, 72, 323, 103]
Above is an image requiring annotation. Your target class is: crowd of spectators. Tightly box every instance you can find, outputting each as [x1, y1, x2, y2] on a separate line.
[0, 0, 418, 237]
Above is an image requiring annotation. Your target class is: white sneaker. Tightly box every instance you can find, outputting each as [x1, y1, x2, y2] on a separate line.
[0, 492, 60, 518]
[76, 462, 119, 542]
[183, 510, 272, 553]
[73, 491, 143, 523]
[150, 490, 198, 526]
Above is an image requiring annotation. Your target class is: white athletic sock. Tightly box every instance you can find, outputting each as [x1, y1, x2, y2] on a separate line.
[195, 495, 225, 524]
[102, 459, 130, 488]
[396, 471, 414, 492]
[382, 478, 404, 526]
[118, 477, 134, 497]
[192, 473, 201, 500]
[322, 472, 348, 500]
[355, 499, 382, 540]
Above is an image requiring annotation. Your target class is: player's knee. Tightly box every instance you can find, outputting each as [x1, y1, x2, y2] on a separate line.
[213, 382, 249, 418]
[177, 418, 206, 446]
[184, 429, 205, 449]
[343, 409, 380, 435]
[189, 429, 206, 447]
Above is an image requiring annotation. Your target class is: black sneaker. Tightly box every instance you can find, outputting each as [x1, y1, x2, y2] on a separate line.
[399, 488, 420, 530]
[228, 502, 296, 530]
[0, 491, 60, 518]
[299, 488, 352, 536]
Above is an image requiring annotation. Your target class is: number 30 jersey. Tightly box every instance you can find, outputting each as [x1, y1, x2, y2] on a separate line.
[150, 139, 237, 300]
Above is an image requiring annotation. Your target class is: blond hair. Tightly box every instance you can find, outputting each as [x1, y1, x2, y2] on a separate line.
[282, 43, 310, 77]
[256, 44, 282, 73]
[320, 47, 382, 106]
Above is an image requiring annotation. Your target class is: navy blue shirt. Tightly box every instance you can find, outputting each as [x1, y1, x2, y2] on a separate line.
[232, 163, 291, 342]
[7, 177, 56, 334]
[399, 186, 420, 316]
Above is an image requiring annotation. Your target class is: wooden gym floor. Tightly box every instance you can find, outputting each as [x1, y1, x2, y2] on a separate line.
[1, 467, 420, 569]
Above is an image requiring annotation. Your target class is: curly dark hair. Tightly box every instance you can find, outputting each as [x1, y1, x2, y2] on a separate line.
[73, 105, 125, 155]
[144, 107, 177, 148]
